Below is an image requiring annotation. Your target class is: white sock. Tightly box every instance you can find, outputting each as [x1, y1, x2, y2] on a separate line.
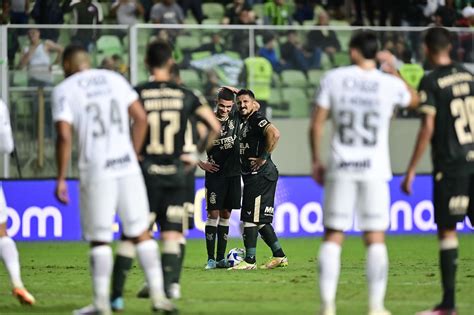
[136, 239, 166, 300]
[318, 241, 341, 310]
[366, 243, 388, 311]
[90, 245, 113, 310]
[0, 236, 23, 288]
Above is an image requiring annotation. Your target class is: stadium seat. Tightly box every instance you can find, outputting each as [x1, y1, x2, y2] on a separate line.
[337, 31, 352, 52]
[253, 3, 264, 19]
[180, 69, 202, 90]
[223, 51, 240, 60]
[12, 70, 28, 87]
[308, 69, 324, 87]
[202, 3, 225, 20]
[334, 52, 350, 67]
[268, 87, 283, 107]
[191, 51, 211, 61]
[282, 87, 310, 118]
[281, 70, 308, 88]
[137, 29, 150, 48]
[96, 35, 123, 55]
[202, 19, 221, 25]
[176, 35, 201, 52]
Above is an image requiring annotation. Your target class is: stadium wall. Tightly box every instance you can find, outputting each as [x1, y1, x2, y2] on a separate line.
[2, 175, 471, 241]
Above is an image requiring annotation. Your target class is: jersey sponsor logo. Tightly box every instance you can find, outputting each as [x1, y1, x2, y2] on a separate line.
[448, 196, 469, 215]
[264, 207, 274, 216]
[258, 120, 269, 128]
[239, 142, 250, 155]
[337, 159, 371, 170]
[213, 136, 236, 150]
[209, 192, 217, 205]
[105, 154, 131, 169]
[147, 164, 178, 175]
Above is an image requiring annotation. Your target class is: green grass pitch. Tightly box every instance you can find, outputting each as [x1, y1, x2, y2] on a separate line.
[0, 235, 472, 315]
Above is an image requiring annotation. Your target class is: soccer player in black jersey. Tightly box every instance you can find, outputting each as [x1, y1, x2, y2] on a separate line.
[198, 87, 242, 270]
[110, 40, 220, 311]
[402, 27, 474, 315]
[229, 89, 288, 270]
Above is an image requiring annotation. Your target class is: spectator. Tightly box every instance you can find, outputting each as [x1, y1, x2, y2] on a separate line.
[140, 0, 153, 22]
[258, 33, 284, 73]
[8, 0, 29, 25]
[433, 4, 457, 26]
[352, 0, 375, 26]
[305, 11, 341, 67]
[293, 0, 314, 25]
[150, 0, 184, 24]
[198, 33, 224, 54]
[65, 0, 103, 51]
[178, 0, 204, 24]
[19, 28, 63, 87]
[280, 30, 318, 72]
[100, 54, 128, 75]
[228, 8, 256, 57]
[263, 0, 292, 25]
[111, 0, 144, 26]
[30, 0, 64, 42]
[222, 0, 252, 24]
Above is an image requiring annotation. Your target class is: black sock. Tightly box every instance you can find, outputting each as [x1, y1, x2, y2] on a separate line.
[259, 224, 285, 257]
[162, 241, 180, 298]
[174, 242, 186, 284]
[205, 225, 217, 260]
[440, 248, 458, 309]
[216, 225, 229, 261]
[243, 226, 258, 264]
[111, 255, 133, 300]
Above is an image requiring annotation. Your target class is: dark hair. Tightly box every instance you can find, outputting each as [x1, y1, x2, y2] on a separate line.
[424, 27, 451, 54]
[146, 40, 173, 69]
[349, 31, 378, 60]
[62, 44, 87, 64]
[262, 33, 275, 45]
[236, 89, 255, 100]
[217, 87, 234, 101]
[170, 63, 180, 78]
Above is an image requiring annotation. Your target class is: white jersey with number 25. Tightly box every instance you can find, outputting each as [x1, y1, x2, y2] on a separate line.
[52, 69, 141, 180]
[316, 65, 411, 181]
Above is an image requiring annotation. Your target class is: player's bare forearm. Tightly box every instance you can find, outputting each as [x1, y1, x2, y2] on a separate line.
[129, 100, 148, 155]
[55, 122, 72, 180]
[309, 106, 328, 162]
[406, 114, 434, 173]
[264, 124, 280, 154]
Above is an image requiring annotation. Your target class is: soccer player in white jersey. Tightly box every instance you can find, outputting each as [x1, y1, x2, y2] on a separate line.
[309, 31, 419, 315]
[52, 45, 175, 315]
[0, 99, 36, 306]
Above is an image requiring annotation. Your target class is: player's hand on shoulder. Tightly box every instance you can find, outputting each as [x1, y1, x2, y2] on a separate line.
[55, 179, 69, 204]
[198, 160, 220, 173]
[401, 169, 415, 195]
[249, 157, 266, 172]
[311, 160, 325, 186]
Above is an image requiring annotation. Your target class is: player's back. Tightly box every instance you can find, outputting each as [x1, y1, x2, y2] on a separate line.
[420, 63, 474, 174]
[318, 65, 411, 180]
[52, 68, 140, 180]
[135, 81, 204, 182]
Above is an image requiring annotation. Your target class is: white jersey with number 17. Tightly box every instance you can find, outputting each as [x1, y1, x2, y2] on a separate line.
[316, 65, 411, 181]
[52, 69, 141, 181]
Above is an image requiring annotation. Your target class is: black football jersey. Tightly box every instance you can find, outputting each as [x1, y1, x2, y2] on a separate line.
[239, 111, 277, 176]
[135, 81, 206, 172]
[418, 63, 474, 174]
[206, 111, 241, 178]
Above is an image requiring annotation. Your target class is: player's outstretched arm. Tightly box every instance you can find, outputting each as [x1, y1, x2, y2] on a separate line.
[309, 105, 329, 185]
[55, 121, 72, 204]
[128, 100, 148, 156]
[401, 113, 434, 195]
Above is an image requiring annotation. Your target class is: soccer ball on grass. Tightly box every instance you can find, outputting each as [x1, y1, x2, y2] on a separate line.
[226, 248, 245, 267]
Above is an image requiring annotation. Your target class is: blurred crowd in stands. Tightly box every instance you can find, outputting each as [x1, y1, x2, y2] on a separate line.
[1, 0, 474, 118]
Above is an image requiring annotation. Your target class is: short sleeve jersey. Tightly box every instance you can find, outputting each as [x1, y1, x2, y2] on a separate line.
[418, 63, 474, 175]
[0, 99, 14, 155]
[239, 111, 277, 176]
[316, 65, 411, 180]
[135, 81, 206, 179]
[206, 110, 241, 178]
[52, 69, 141, 180]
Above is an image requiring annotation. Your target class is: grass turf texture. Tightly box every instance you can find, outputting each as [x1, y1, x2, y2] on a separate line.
[0, 236, 472, 315]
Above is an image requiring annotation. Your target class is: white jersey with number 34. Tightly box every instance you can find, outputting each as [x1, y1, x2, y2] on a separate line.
[316, 65, 411, 180]
[52, 69, 140, 180]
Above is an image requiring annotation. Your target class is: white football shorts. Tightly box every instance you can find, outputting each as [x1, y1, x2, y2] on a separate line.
[0, 186, 6, 224]
[80, 173, 150, 242]
[323, 179, 390, 232]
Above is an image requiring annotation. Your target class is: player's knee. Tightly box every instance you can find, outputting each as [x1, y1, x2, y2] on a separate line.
[363, 231, 385, 246]
[220, 210, 231, 219]
[207, 210, 219, 220]
[206, 218, 218, 227]
[0, 223, 7, 237]
[437, 226, 457, 240]
[323, 229, 344, 245]
[218, 217, 230, 226]
[117, 240, 136, 258]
